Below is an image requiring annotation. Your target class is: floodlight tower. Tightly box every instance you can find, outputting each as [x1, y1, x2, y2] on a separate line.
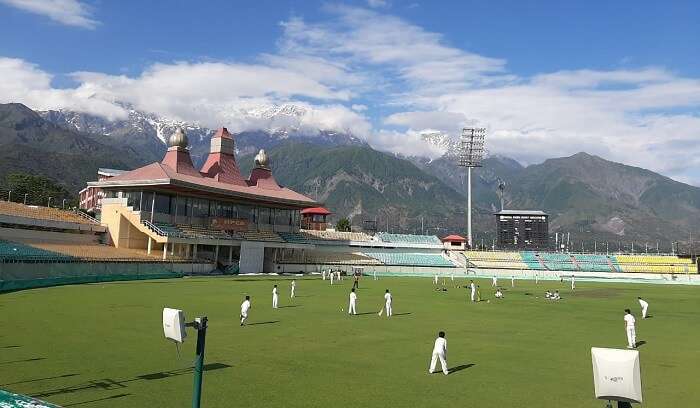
[457, 127, 486, 248]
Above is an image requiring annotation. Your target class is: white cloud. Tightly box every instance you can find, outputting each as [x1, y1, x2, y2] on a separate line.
[0, 0, 98, 29]
[367, 0, 389, 8]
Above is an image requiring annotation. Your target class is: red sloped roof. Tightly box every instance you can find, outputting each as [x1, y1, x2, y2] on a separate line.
[442, 234, 467, 242]
[301, 207, 332, 215]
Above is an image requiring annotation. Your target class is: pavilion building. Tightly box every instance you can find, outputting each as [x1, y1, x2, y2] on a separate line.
[90, 127, 318, 272]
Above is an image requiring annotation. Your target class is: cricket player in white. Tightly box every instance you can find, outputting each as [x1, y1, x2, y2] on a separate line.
[571, 275, 576, 290]
[428, 331, 449, 375]
[348, 288, 357, 315]
[330, 270, 335, 285]
[272, 285, 279, 309]
[434, 274, 438, 285]
[624, 309, 636, 349]
[535, 273, 538, 284]
[322, 270, 327, 280]
[240, 295, 251, 326]
[469, 280, 476, 302]
[511, 275, 515, 287]
[638, 297, 649, 318]
[383, 289, 393, 317]
[290, 280, 296, 298]
[492, 276, 497, 287]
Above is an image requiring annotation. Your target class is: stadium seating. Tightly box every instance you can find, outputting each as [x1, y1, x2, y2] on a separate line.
[151, 222, 186, 237]
[0, 201, 95, 225]
[463, 251, 529, 270]
[21, 242, 177, 261]
[363, 252, 454, 267]
[176, 224, 232, 240]
[301, 230, 372, 242]
[278, 232, 320, 244]
[539, 252, 578, 271]
[0, 240, 73, 261]
[239, 230, 285, 243]
[277, 250, 381, 265]
[573, 254, 615, 272]
[614, 255, 696, 273]
[520, 251, 546, 270]
[375, 233, 442, 245]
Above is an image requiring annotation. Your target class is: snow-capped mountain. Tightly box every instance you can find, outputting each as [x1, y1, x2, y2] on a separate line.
[40, 103, 366, 167]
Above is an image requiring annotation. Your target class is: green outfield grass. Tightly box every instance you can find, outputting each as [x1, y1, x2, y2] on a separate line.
[1, 276, 699, 407]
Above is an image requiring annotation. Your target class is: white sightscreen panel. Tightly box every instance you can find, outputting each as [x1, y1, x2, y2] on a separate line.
[591, 347, 642, 403]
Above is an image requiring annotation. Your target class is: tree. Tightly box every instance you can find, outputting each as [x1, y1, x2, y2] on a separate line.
[2, 173, 74, 207]
[336, 217, 351, 232]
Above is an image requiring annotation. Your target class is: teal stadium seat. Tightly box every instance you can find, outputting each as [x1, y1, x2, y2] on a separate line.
[539, 252, 578, 271]
[573, 254, 614, 272]
[375, 233, 442, 245]
[363, 252, 453, 267]
[0, 240, 73, 261]
[520, 251, 546, 270]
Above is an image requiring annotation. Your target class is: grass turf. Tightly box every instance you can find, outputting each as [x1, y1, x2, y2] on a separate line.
[1, 276, 699, 407]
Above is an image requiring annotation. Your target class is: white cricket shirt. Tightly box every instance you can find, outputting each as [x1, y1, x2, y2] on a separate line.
[624, 314, 635, 328]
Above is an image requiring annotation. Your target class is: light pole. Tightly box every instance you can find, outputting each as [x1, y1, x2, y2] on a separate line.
[456, 127, 486, 249]
[47, 197, 52, 208]
[23, 193, 28, 205]
[62, 199, 67, 210]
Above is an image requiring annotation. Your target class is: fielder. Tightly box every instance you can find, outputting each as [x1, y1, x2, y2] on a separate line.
[290, 280, 296, 298]
[272, 284, 279, 308]
[383, 289, 393, 317]
[571, 275, 576, 290]
[492, 275, 497, 287]
[469, 280, 476, 302]
[373, 270, 378, 280]
[535, 273, 538, 284]
[240, 295, 251, 326]
[511, 275, 515, 287]
[434, 274, 439, 285]
[348, 288, 358, 315]
[322, 269, 327, 280]
[330, 270, 335, 285]
[624, 309, 637, 349]
[638, 297, 649, 318]
[428, 331, 449, 375]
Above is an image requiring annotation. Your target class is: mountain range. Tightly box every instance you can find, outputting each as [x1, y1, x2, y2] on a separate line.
[1, 102, 698, 249]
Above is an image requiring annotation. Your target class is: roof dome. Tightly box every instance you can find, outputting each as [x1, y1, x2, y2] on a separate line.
[168, 127, 189, 149]
[254, 149, 270, 168]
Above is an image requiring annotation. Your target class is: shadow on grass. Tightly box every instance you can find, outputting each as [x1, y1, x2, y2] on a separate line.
[354, 312, 377, 316]
[278, 305, 302, 308]
[392, 312, 412, 317]
[63, 393, 131, 407]
[0, 345, 21, 349]
[31, 363, 232, 399]
[447, 363, 476, 374]
[0, 357, 45, 365]
[635, 341, 647, 348]
[1, 373, 79, 387]
[247, 321, 279, 326]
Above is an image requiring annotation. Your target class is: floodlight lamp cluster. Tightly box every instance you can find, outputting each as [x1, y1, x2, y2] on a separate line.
[457, 127, 486, 167]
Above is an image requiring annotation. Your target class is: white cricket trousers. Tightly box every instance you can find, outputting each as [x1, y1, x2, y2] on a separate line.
[348, 300, 357, 315]
[273, 294, 278, 308]
[290, 288, 295, 298]
[429, 352, 448, 375]
[385, 302, 392, 317]
[626, 326, 636, 348]
[471, 290, 475, 302]
[641, 305, 648, 318]
[240, 313, 248, 325]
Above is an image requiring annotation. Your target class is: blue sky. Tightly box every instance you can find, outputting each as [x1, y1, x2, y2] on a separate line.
[1, 0, 700, 183]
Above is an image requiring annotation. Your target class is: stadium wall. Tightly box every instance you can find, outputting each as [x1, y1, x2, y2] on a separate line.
[0, 262, 215, 292]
